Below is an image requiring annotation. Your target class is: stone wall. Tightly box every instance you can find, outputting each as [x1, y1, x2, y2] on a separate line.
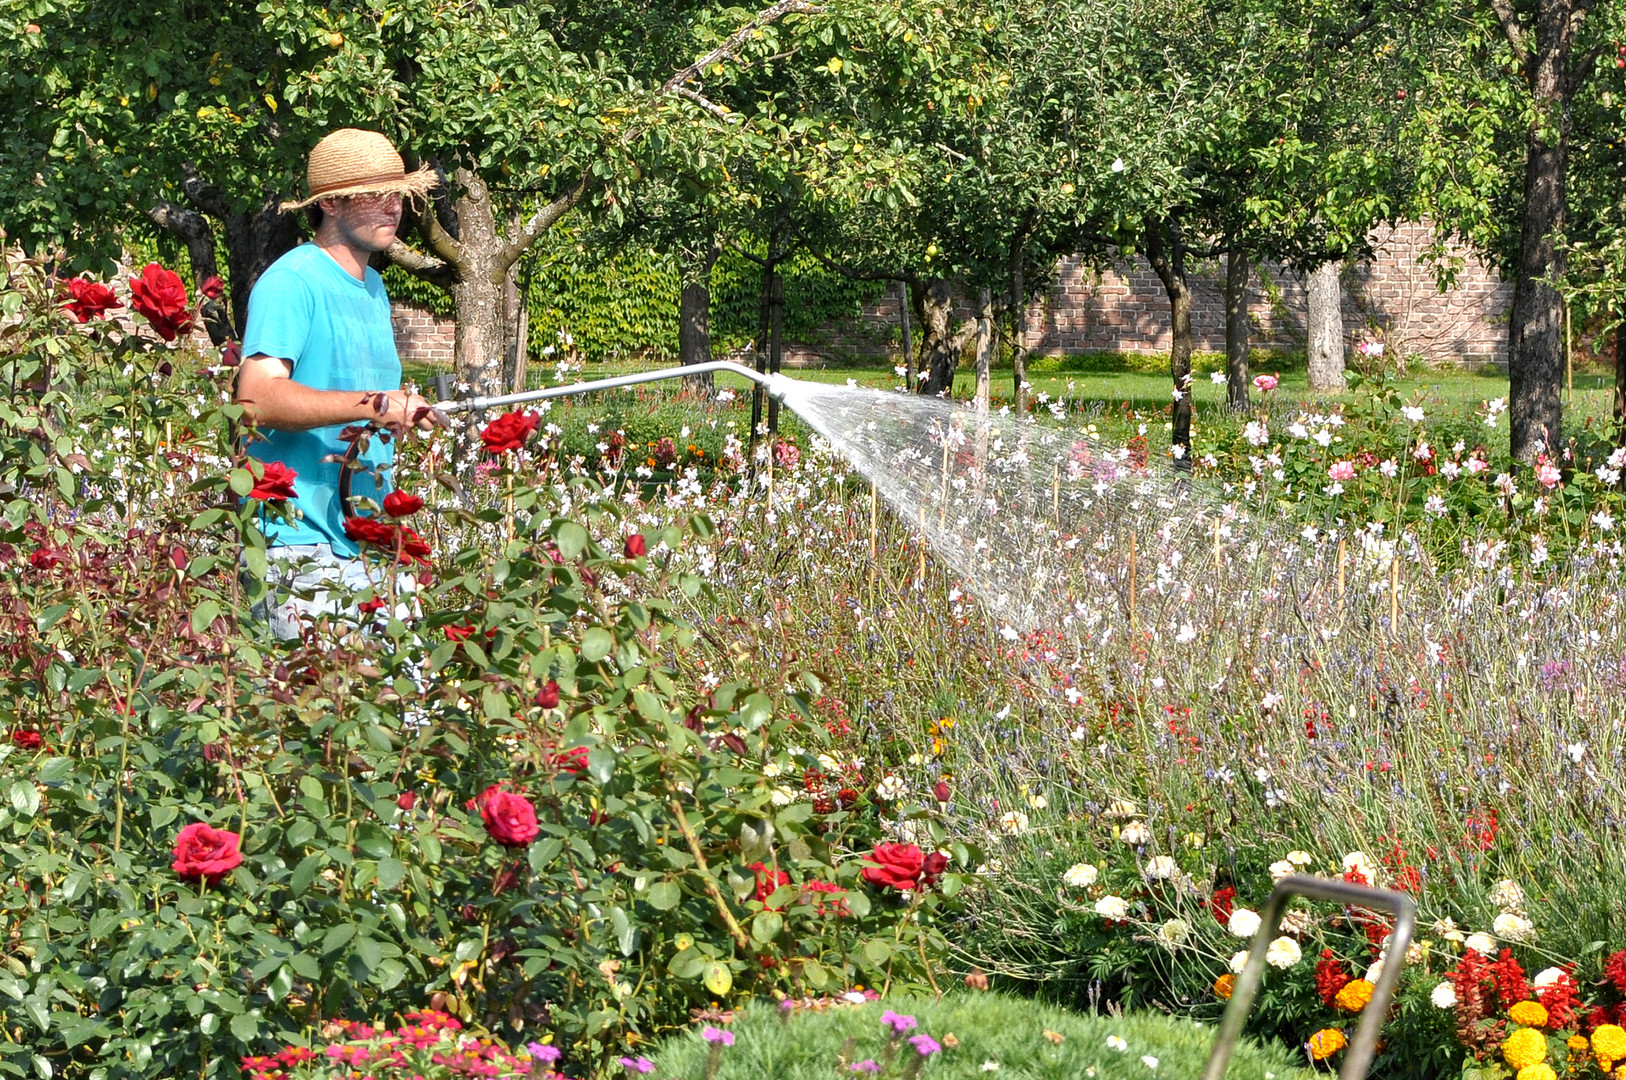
[388, 221, 1514, 369]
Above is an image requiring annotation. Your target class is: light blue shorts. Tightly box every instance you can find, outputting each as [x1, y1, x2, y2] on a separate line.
[252, 543, 418, 641]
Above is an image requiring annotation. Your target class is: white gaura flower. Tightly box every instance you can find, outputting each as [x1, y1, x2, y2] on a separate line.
[1464, 932, 1495, 955]
[1094, 895, 1129, 919]
[1431, 982, 1458, 1009]
[1144, 855, 1179, 880]
[875, 774, 905, 800]
[1142, 1056, 1159, 1070]
[1228, 908, 1262, 938]
[1120, 820, 1151, 845]
[999, 810, 1030, 835]
[1493, 912, 1535, 942]
[1265, 937, 1302, 968]
[1401, 405, 1426, 422]
[1106, 1035, 1129, 1052]
[1229, 950, 1250, 974]
[1062, 863, 1099, 888]
[1269, 859, 1296, 882]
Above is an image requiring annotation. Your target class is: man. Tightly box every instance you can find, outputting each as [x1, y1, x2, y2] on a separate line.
[236, 128, 440, 639]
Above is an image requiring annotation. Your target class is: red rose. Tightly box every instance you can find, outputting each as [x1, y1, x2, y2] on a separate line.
[750, 861, 791, 908]
[550, 746, 590, 775]
[221, 341, 242, 367]
[343, 515, 398, 547]
[624, 533, 647, 558]
[477, 786, 539, 847]
[199, 275, 226, 300]
[535, 680, 561, 709]
[249, 460, 298, 501]
[861, 842, 925, 892]
[171, 822, 243, 884]
[396, 790, 417, 811]
[932, 780, 951, 803]
[922, 851, 950, 885]
[397, 526, 432, 567]
[445, 623, 477, 642]
[62, 277, 121, 323]
[129, 263, 194, 342]
[480, 410, 539, 454]
[383, 490, 423, 517]
[28, 547, 61, 571]
[10, 730, 42, 750]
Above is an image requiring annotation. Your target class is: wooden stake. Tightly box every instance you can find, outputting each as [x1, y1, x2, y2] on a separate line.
[917, 506, 927, 587]
[1212, 516, 1223, 573]
[1336, 538, 1347, 600]
[868, 483, 879, 601]
[1128, 529, 1138, 632]
[505, 473, 514, 544]
[1389, 557, 1400, 634]
[1052, 461, 1061, 527]
[938, 434, 951, 529]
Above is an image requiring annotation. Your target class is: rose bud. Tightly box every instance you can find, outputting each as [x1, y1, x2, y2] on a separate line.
[397, 791, 417, 811]
[932, 780, 951, 803]
[535, 680, 561, 709]
[624, 533, 647, 558]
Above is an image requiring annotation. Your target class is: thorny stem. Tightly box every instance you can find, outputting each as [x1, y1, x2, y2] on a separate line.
[669, 797, 751, 951]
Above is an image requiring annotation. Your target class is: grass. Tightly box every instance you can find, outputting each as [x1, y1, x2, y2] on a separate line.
[647, 994, 1316, 1080]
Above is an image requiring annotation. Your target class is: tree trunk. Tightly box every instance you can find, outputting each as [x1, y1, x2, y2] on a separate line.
[1613, 322, 1624, 451]
[1225, 247, 1251, 411]
[147, 202, 220, 289]
[1505, 2, 1577, 462]
[218, 204, 302, 340]
[767, 267, 785, 435]
[500, 258, 527, 393]
[1010, 251, 1028, 416]
[917, 278, 959, 396]
[974, 286, 993, 410]
[680, 239, 721, 390]
[1306, 260, 1345, 391]
[898, 279, 915, 390]
[1145, 216, 1193, 468]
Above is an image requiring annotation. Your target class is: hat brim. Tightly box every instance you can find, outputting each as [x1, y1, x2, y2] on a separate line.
[279, 165, 440, 212]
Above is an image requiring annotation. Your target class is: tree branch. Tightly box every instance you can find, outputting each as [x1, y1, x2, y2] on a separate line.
[667, 85, 737, 121]
[385, 240, 456, 288]
[806, 245, 916, 285]
[496, 172, 591, 273]
[1486, 0, 1529, 58]
[662, 0, 823, 95]
[147, 202, 219, 284]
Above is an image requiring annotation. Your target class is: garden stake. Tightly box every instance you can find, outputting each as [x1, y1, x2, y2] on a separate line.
[868, 482, 879, 603]
[1128, 530, 1138, 632]
[1389, 558, 1400, 634]
[917, 505, 927, 587]
[1201, 875, 1415, 1080]
[1337, 538, 1347, 600]
[1052, 461, 1061, 526]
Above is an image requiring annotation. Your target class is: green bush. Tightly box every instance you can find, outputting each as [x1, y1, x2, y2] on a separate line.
[0, 253, 972, 1080]
[646, 993, 1317, 1080]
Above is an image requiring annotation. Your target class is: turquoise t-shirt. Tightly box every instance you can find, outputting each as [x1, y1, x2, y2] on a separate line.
[241, 243, 400, 554]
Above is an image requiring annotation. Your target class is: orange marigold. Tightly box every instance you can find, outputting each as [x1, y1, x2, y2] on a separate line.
[1504, 1028, 1547, 1071]
[1308, 1029, 1347, 1061]
[1510, 1001, 1551, 1028]
[1596, 1026, 1626, 1069]
[1335, 979, 1376, 1012]
[1214, 973, 1236, 1001]
[1570, 1037, 1593, 1052]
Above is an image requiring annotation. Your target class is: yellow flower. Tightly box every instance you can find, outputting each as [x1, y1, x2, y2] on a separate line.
[1510, 1001, 1550, 1028]
[1308, 1029, 1347, 1061]
[1596, 1027, 1626, 1065]
[1214, 973, 1236, 1001]
[1504, 1028, 1547, 1071]
[1569, 1037, 1592, 1052]
[1517, 1065, 1557, 1080]
[1335, 979, 1375, 1012]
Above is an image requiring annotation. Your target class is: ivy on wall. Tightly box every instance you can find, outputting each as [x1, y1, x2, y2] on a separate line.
[383, 224, 891, 363]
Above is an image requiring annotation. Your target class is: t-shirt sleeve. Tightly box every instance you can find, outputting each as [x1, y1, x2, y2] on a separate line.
[241, 266, 314, 373]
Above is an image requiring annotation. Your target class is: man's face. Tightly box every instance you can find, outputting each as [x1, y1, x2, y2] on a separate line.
[323, 191, 403, 252]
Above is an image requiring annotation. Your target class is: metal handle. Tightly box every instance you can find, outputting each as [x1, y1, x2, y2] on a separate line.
[1201, 874, 1416, 1080]
[434, 361, 792, 414]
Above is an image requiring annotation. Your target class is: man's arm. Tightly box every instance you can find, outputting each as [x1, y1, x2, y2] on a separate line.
[236, 353, 436, 432]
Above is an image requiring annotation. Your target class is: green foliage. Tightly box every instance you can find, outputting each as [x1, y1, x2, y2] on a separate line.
[0, 254, 970, 1080]
[646, 993, 1317, 1080]
[385, 227, 888, 364]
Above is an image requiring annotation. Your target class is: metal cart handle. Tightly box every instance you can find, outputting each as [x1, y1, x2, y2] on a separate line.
[1201, 874, 1417, 1080]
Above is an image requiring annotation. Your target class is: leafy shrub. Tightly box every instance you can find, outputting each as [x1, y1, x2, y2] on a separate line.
[645, 993, 1315, 1080]
[0, 252, 972, 1080]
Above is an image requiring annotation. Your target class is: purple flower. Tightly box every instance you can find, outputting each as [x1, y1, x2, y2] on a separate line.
[619, 1057, 655, 1075]
[880, 1010, 918, 1034]
[908, 1034, 942, 1057]
[527, 1043, 562, 1064]
[701, 1026, 735, 1046]
[850, 1062, 881, 1073]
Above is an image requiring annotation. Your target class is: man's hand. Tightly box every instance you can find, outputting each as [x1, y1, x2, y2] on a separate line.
[380, 390, 444, 432]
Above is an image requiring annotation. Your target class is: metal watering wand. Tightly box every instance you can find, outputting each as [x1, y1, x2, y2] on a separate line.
[428, 360, 799, 416]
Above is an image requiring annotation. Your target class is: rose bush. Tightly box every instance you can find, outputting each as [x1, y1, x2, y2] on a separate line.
[0, 255, 975, 1080]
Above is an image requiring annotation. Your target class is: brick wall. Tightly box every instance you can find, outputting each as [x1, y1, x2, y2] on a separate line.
[389, 221, 1514, 369]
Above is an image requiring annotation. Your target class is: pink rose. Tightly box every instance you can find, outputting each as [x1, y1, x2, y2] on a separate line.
[477, 786, 539, 847]
[1252, 374, 1279, 392]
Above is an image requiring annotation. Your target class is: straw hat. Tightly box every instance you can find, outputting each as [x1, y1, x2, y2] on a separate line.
[280, 128, 439, 211]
